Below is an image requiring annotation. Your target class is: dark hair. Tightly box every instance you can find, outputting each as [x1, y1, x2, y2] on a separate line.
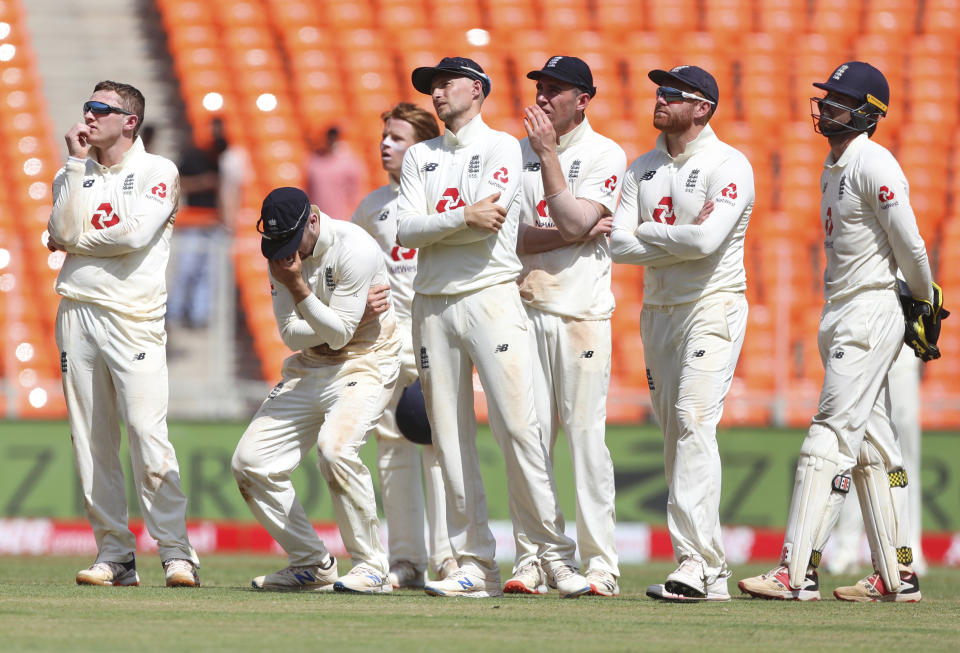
[381, 103, 440, 143]
[93, 80, 145, 137]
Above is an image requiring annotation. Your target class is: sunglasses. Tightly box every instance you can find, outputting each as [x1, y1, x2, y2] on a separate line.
[656, 86, 716, 105]
[257, 202, 310, 240]
[83, 101, 134, 116]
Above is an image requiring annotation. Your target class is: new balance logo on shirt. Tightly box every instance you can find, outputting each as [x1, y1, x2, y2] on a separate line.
[494, 344, 509, 353]
[421, 162, 438, 172]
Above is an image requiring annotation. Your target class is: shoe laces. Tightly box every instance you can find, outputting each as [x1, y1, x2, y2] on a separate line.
[90, 561, 128, 576]
[164, 559, 194, 575]
[348, 563, 382, 580]
[552, 564, 579, 582]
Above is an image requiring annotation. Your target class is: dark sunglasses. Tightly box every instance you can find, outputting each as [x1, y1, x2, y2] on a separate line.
[656, 86, 716, 105]
[83, 101, 134, 116]
[257, 202, 310, 240]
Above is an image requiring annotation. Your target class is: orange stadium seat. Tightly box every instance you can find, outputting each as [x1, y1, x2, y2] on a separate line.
[863, 0, 918, 36]
[809, 0, 863, 44]
[592, 0, 646, 35]
[919, 0, 960, 37]
[756, 0, 807, 35]
[265, 0, 321, 27]
[704, 0, 754, 34]
[648, 0, 697, 35]
[377, 0, 428, 33]
[158, 0, 215, 27]
[431, 0, 484, 31]
[323, 0, 376, 29]
[485, 0, 538, 32]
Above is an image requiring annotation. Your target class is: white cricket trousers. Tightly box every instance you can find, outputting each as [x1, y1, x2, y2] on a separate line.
[413, 282, 576, 576]
[512, 310, 618, 577]
[55, 298, 197, 565]
[828, 344, 925, 569]
[376, 329, 454, 574]
[641, 291, 747, 582]
[232, 349, 398, 572]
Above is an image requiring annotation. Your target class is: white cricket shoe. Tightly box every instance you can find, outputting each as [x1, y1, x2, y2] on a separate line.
[665, 557, 706, 597]
[163, 558, 200, 587]
[252, 557, 338, 592]
[547, 563, 591, 599]
[424, 568, 503, 598]
[437, 557, 459, 580]
[833, 566, 921, 603]
[334, 563, 393, 594]
[388, 560, 425, 589]
[586, 569, 620, 597]
[503, 561, 548, 595]
[738, 565, 821, 601]
[76, 559, 139, 587]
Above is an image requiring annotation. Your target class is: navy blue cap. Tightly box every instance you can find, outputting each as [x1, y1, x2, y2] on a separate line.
[258, 187, 311, 260]
[527, 56, 596, 97]
[412, 57, 491, 97]
[813, 61, 889, 115]
[648, 65, 719, 105]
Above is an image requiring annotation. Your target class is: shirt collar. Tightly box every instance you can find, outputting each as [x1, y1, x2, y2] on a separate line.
[309, 208, 335, 259]
[94, 136, 144, 172]
[557, 116, 592, 153]
[442, 113, 486, 148]
[824, 132, 869, 169]
[654, 124, 717, 161]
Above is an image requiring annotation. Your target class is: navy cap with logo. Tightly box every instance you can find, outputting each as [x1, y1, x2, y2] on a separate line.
[648, 65, 719, 106]
[258, 187, 311, 260]
[813, 61, 889, 116]
[412, 57, 491, 97]
[527, 55, 596, 97]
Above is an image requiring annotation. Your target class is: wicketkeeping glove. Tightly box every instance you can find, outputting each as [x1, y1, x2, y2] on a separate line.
[897, 280, 950, 362]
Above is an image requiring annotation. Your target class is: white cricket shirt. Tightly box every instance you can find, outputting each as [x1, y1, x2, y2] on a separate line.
[517, 117, 626, 319]
[351, 181, 417, 324]
[396, 114, 523, 295]
[611, 124, 755, 306]
[819, 133, 933, 303]
[48, 137, 179, 320]
[270, 214, 399, 363]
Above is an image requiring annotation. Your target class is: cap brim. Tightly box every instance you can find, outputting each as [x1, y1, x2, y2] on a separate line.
[412, 66, 439, 95]
[648, 69, 681, 87]
[261, 227, 306, 261]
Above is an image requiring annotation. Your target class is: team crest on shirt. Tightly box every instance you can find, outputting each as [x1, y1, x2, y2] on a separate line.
[420, 346, 429, 369]
[878, 185, 899, 209]
[567, 159, 581, 181]
[324, 266, 335, 290]
[685, 169, 699, 192]
[122, 173, 134, 193]
[468, 154, 481, 178]
[838, 174, 847, 198]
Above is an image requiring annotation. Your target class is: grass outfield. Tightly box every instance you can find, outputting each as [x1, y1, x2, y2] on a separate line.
[1, 556, 958, 652]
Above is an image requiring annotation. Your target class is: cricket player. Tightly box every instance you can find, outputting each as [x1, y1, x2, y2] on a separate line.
[504, 56, 625, 597]
[610, 65, 755, 602]
[232, 187, 400, 594]
[46, 81, 200, 587]
[397, 56, 590, 598]
[739, 62, 935, 602]
[350, 102, 458, 588]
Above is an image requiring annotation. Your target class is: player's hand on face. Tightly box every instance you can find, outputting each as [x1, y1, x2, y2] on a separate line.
[362, 283, 390, 322]
[694, 200, 715, 225]
[522, 105, 557, 157]
[65, 122, 91, 159]
[46, 234, 66, 252]
[581, 215, 614, 241]
[464, 192, 506, 233]
[268, 252, 303, 289]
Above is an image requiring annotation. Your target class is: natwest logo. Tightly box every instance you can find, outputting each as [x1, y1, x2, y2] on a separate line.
[721, 183, 737, 199]
[604, 175, 618, 191]
[91, 202, 120, 229]
[391, 246, 416, 261]
[652, 196, 675, 225]
[879, 186, 895, 202]
[492, 167, 509, 183]
[536, 199, 548, 218]
[436, 188, 466, 213]
[151, 182, 167, 198]
[825, 206, 834, 236]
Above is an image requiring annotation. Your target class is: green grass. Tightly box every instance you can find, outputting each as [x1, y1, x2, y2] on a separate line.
[1, 556, 958, 652]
